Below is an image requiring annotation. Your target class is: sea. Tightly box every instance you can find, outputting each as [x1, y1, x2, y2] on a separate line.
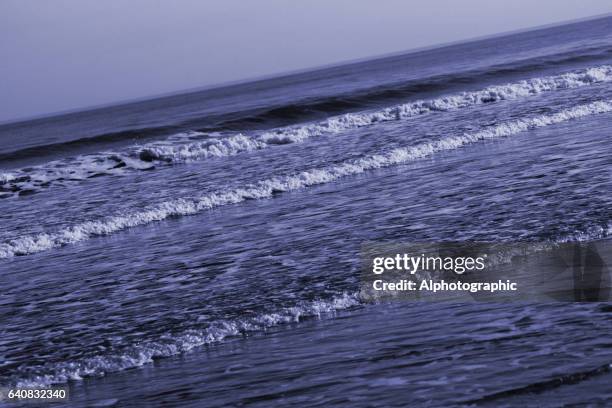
[1, 15, 611, 407]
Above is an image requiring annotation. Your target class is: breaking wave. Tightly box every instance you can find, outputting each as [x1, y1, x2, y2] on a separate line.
[2, 100, 611, 259]
[215, 45, 612, 129]
[1, 65, 611, 198]
[13, 292, 361, 388]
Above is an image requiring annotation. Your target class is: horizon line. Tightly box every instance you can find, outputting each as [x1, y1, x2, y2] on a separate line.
[2, 11, 610, 127]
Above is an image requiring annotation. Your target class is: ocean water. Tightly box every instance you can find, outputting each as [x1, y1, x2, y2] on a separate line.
[1, 16, 612, 407]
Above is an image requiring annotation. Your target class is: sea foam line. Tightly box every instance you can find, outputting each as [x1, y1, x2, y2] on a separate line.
[2, 100, 611, 259]
[14, 292, 361, 387]
[140, 65, 612, 160]
[1, 65, 611, 197]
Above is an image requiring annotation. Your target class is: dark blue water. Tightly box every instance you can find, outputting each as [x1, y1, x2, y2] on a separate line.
[1, 16, 612, 407]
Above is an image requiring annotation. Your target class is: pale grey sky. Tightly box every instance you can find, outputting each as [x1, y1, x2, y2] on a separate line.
[0, 0, 610, 122]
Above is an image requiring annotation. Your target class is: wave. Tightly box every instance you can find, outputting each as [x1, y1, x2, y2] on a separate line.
[0, 125, 178, 165]
[13, 292, 361, 387]
[2, 65, 611, 198]
[2, 100, 611, 259]
[213, 45, 612, 130]
[139, 65, 612, 161]
[3, 43, 610, 165]
[143, 64, 612, 158]
[254, 64, 612, 143]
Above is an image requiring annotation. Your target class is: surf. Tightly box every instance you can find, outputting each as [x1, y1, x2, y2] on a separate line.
[2, 65, 611, 198]
[2, 99, 611, 259]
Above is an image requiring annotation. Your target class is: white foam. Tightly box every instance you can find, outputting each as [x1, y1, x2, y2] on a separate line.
[143, 65, 612, 159]
[262, 65, 612, 144]
[138, 133, 266, 162]
[2, 100, 610, 259]
[3, 65, 611, 195]
[15, 292, 360, 387]
[0, 172, 16, 183]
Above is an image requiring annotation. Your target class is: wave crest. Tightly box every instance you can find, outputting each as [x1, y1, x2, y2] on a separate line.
[14, 292, 360, 387]
[1, 65, 611, 198]
[2, 100, 611, 259]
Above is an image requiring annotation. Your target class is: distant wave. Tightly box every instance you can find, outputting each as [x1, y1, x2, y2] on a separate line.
[13, 292, 361, 388]
[214, 44, 612, 130]
[2, 43, 610, 164]
[136, 65, 612, 161]
[2, 100, 611, 259]
[0, 125, 177, 165]
[2, 65, 611, 198]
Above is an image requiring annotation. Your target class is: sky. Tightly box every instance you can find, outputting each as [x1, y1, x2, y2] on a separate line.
[0, 0, 610, 123]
